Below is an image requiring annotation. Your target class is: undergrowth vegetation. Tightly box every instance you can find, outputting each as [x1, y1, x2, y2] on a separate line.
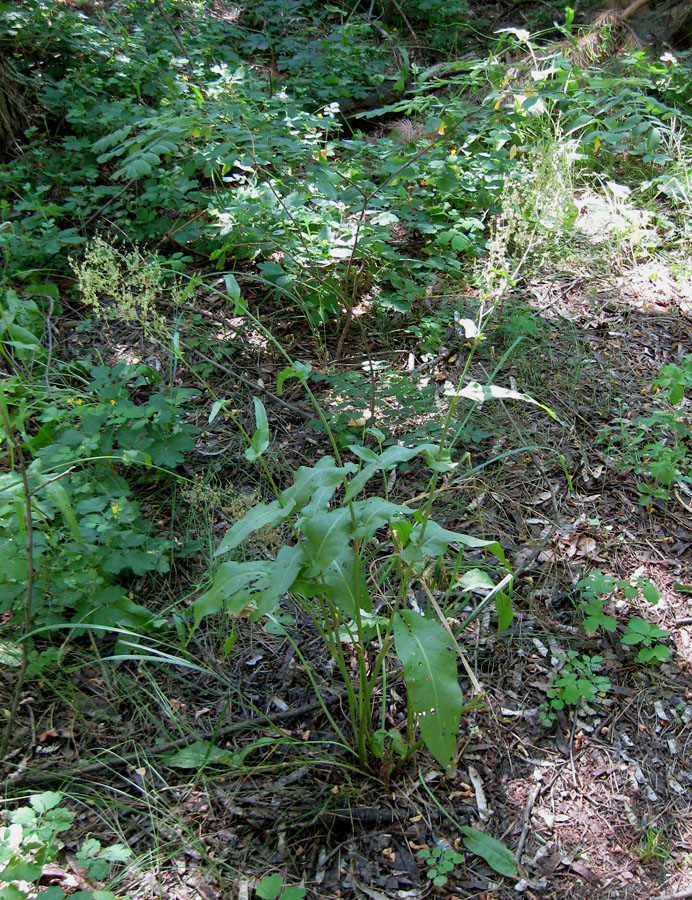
[1, 0, 692, 895]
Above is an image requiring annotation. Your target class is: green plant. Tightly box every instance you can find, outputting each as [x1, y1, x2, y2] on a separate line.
[542, 651, 610, 725]
[0, 357, 197, 630]
[0, 791, 132, 900]
[575, 570, 670, 666]
[601, 354, 692, 507]
[621, 618, 670, 664]
[417, 845, 464, 888]
[254, 872, 306, 900]
[634, 826, 670, 865]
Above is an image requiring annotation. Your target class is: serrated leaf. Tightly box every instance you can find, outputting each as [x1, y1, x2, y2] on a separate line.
[0, 861, 42, 882]
[393, 610, 463, 770]
[460, 826, 517, 877]
[29, 792, 63, 813]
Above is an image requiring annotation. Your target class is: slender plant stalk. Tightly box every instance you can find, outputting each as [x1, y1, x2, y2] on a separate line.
[0, 396, 34, 762]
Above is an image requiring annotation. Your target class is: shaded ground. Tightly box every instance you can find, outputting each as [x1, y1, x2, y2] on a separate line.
[4, 246, 691, 900]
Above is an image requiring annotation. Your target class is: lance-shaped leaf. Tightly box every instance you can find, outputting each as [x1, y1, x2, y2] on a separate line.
[45, 480, 81, 542]
[393, 610, 463, 771]
[280, 456, 357, 515]
[402, 520, 507, 566]
[193, 559, 272, 627]
[300, 509, 351, 577]
[460, 826, 517, 878]
[447, 381, 556, 419]
[349, 497, 411, 541]
[215, 498, 295, 557]
[245, 397, 270, 461]
[344, 443, 440, 501]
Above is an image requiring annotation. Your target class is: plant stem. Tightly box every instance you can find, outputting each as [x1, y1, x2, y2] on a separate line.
[0, 394, 34, 762]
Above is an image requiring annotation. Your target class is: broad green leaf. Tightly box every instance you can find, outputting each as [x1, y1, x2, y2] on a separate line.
[280, 457, 356, 514]
[321, 549, 369, 619]
[300, 509, 351, 576]
[349, 497, 411, 541]
[641, 581, 660, 605]
[393, 610, 463, 771]
[344, 444, 438, 501]
[277, 361, 312, 395]
[215, 499, 294, 556]
[460, 826, 517, 877]
[254, 544, 305, 617]
[281, 886, 307, 900]
[36, 889, 65, 900]
[193, 560, 272, 627]
[495, 590, 513, 633]
[455, 569, 496, 593]
[44, 481, 81, 542]
[0, 885, 29, 900]
[255, 874, 283, 900]
[403, 520, 506, 566]
[164, 740, 236, 768]
[448, 381, 556, 419]
[29, 792, 63, 813]
[0, 861, 42, 882]
[245, 397, 269, 461]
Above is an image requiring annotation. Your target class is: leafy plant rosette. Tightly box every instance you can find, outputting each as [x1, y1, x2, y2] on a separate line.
[189, 356, 554, 773]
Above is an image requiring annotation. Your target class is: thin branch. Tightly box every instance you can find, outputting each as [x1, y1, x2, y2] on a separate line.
[0, 401, 34, 762]
[5, 693, 345, 787]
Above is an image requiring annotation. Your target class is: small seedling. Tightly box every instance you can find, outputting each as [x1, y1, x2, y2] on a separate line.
[255, 873, 306, 900]
[417, 845, 464, 888]
[621, 618, 670, 663]
[542, 651, 610, 725]
[635, 827, 670, 864]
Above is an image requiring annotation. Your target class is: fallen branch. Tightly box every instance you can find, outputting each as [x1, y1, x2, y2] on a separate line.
[5, 693, 344, 788]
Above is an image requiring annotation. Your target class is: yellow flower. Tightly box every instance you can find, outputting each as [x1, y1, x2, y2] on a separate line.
[110, 399, 116, 406]
[76, 398, 83, 406]
[111, 504, 119, 516]
[67, 398, 74, 405]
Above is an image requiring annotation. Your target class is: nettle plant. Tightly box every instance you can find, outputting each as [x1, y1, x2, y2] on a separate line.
[193, 349, 555, 773]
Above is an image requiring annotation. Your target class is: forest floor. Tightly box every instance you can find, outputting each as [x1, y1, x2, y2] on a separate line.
[7, 226, 692, 900]
[2, 1, 692, 899]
